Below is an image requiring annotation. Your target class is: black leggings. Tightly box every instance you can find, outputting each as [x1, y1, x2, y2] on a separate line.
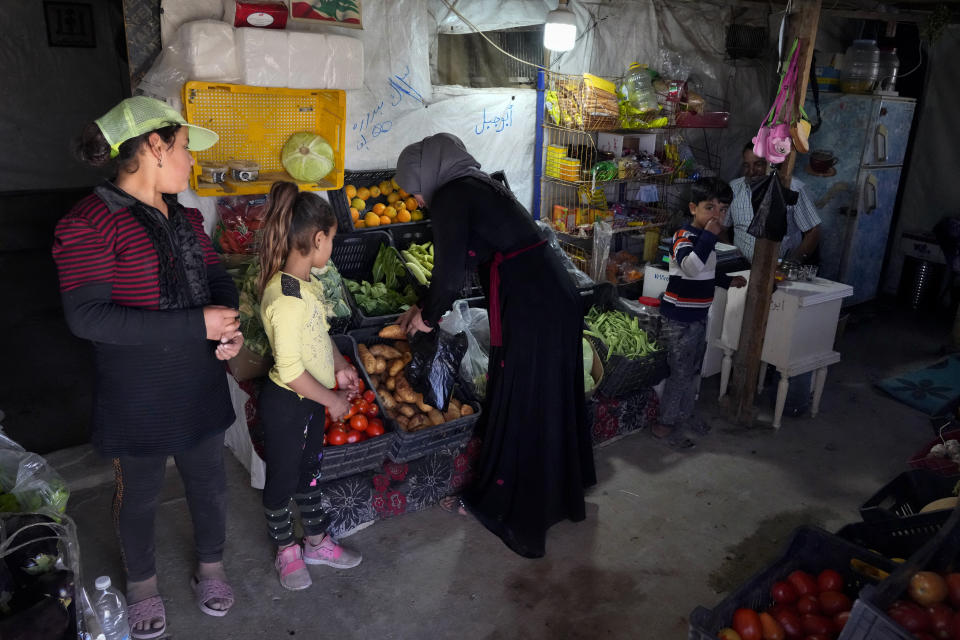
[112, 431, 226, 583]
[258, 379, 329, 546]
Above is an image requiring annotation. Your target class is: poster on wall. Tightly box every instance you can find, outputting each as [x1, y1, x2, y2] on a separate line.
[290, 1, 362, 29]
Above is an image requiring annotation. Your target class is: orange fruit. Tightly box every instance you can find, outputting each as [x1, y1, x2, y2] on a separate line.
[384, 206, 397, 218]
[404, 197, 417, 211]
[355, 220, 366, 228]
[364, 212, 380, 226]
[411, 210, 424, 221]
[379, 181, 392, 195]
[391, 178, 400, 190]
[386, 192, 400, 204]
[369, 186, 381, 198]
[395, 200, 407, 211]
[345, 185, 357, 199]
[357, 187, 371, 200]
[379, 215, 391, 225]
[350, 197, 365, 211]
[398, 188, 409, 199]
[397, 209, 412, 223]
[372, 203, 386, 215]
[350, 207, 360, 221]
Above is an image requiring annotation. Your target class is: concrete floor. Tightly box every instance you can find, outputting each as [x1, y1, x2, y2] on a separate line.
[46, 302, 956, 639]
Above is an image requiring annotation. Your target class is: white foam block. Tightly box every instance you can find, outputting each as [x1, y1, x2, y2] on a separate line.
[235, 27, 290, 87]
[288, 31, 363, 90]
[180, 20, 239, 82]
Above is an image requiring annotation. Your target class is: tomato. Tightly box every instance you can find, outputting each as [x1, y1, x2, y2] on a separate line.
[322, 434, 328, 446]
[354, 399, 370, 415]
[772, 581, 799, 605]
[363, 390, 376, 403]
[926, 603, 953, 640]
[717, 630, 743, 640]
[357, 378, 365, 392]
[888, 600, 932, 633]
[366, 419, 385, 437]
[772, 608, 803, 639]
[345, 429, 361, 444]
[327, 429, 347, 446]
[945, 574, 960, 609]
[818, 591, 851, 616]
[343, 404, 357, 419]
[331, 420, 347, 432]
[800, 614, 833, 637]
[350, 414, 369, 432]
[356, 431, 369, 441]
[817, 569, 843, 593]
[833, 610, 851, 632]
[758, 612, 785, 640]
[796, 595, 819, 615]
[365, 402, 380, 418]
[733, 608, 763, 640]
[787, 571, 819, 597]
[911, 572, 949, 607]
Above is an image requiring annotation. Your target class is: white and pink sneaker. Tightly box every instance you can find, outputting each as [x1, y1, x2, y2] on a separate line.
[303, 535, 362, 569]
[275, 544, 312, 591]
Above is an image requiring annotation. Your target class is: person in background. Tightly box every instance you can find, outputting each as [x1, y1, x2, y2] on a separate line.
[724, 142, 822, 416]
[724, 142, 822, 264]
[53, 97, 240, 638]
[394, 133, 596, 558]
[654, 178, 747, 449]
[256, 182, 363, 591]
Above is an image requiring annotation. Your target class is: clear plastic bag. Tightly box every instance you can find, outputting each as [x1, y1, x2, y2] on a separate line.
[591, 220, 614, 283]
[536, 221, 594, 289]
[406, 331, 468, 412]
[0, 434, 69, 515]
[440, 300, 490, 399]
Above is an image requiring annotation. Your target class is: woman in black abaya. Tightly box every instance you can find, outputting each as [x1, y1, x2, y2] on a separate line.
[395, 133, 596, 558]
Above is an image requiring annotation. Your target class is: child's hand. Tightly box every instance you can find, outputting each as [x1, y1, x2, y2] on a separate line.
[336, 366, 361, 397]
[329, 390, 353, 422]
[705, 218, 724, 236]
[215, 331, 244, 361]
[730, 276, 747, 288]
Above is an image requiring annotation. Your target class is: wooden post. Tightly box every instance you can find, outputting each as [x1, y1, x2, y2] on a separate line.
[729, 0, 822, 425]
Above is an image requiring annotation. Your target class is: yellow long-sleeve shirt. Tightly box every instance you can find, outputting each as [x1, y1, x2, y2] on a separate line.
[261, 271, 336, 393]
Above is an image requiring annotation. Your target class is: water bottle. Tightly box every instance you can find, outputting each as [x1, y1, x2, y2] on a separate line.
[625, 62, 659, 114]
[877, 47, 900, 91]
[94, 576, 131, 640]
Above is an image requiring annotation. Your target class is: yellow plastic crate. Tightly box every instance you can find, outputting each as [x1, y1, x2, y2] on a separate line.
[182, 81, 346, 196]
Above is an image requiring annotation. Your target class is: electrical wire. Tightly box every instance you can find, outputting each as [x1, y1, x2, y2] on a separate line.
[438, 0, 547, 71]
[896, 38, 924, 80]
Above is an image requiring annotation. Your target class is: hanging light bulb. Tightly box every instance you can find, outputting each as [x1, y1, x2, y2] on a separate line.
[544, 0, 577, 52]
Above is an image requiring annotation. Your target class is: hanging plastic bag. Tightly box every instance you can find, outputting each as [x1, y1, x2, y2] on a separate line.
[0, 434, 69, 515]
[536, 221, 594, 288]
[440, 300, 490, 399]
[405, 330, 468, 412]
[746, 169, 798, 242]
[591, 220, 614, 283]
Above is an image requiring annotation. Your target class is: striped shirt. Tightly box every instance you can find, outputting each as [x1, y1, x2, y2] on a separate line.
[660, 224, 732, 322]
[52, 183, 238, 456]
[725, 177, 821, 262]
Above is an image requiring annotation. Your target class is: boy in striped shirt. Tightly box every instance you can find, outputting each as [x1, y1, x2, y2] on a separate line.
[654, 178, 746, 449]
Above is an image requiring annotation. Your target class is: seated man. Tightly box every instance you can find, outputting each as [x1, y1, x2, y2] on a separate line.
[724, 142, 822, 264]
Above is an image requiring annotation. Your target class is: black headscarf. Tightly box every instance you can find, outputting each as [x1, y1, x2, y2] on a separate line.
[394, 133, 506, 207]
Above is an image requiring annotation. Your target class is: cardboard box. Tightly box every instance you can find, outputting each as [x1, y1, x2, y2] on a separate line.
[598, 132, 657, 158]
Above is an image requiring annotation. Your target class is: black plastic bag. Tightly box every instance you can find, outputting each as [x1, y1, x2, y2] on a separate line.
[747, 169, 798, 242]
[406, 330, 467, 412]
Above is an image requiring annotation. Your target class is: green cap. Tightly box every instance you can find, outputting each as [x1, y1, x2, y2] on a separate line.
[95, 96, 219, 159]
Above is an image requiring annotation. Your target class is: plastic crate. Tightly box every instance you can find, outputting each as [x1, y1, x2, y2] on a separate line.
[331, 230, 412, 328]
[837, 512, 950, 560]
[330, 168, 428, 233]
[907, 428, 960, 477]
[348, 326, 482, 463]
[583, 284, 667, 398]
[688, 526, 898, 640]
[860, 469, 960, 522]
[837, 506, 960, 640]
[183, 82, 345, 196]
[317, 335, 395, 480]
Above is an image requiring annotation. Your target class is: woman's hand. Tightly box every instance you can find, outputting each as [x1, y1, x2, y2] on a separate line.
[398, 305, 432, 336]
[204, 306, 240, 341]
[335, 365, 361, 398]
[215, 331, 244, 360]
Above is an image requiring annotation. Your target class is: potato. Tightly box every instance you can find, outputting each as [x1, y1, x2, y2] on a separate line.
[449, 398, 462, 412]
[396, 415, 411, 431]
[395, 341, 411, 355]
[402, 352, 412, 365]
[378, 324, 407, 340]
[399, 404, 416, 418]
[443, 406, 461, 422]
[388, 359, 405, 378]
[377, 389, 397, 410]
[415, 393, 433, 413]
[408, 414, 429, 431]
[395, 377, 418, 404]
[370, 344, 403, 360]
[386, 376, 396, 391]
[358, 344, 377, 373]
[460, 404, 475, 416]
[368, 374, 381, 388]
[428, 409, 445, 426]
[374, 357, 386, 374]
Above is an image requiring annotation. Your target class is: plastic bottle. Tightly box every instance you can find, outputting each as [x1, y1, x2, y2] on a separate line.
[877, 47, 900, 91]
[625, 62, 659, 114]
[840, 39, 880, 93]
[93, 576, 131, 640]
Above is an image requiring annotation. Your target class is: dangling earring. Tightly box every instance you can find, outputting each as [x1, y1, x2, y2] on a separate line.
[157, 158, 163, 168]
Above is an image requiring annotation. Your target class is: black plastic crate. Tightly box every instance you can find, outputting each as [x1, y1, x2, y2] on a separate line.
[688, 526, 898, 640]
[331, 230, 415, 328]
[838, 506, 960, 639]
[318, 335, 396, 480]
[330, 169, 427, 233]
[860, 469, 959, 522]
[388, 221, 485, 300]
[582, 284, 667, 398]
[837, 512, 950, 561]
[348, 326, 482, 463]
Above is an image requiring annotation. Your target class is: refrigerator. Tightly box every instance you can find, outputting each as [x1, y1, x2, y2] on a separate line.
[800, 93, 915, 306]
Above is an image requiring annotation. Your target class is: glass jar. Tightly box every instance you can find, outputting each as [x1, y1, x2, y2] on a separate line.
[840, 40, 880, 94]
[877, 48, 900, 91]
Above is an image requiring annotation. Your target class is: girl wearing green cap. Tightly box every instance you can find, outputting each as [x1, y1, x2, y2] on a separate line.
[53, 97, 238, 637]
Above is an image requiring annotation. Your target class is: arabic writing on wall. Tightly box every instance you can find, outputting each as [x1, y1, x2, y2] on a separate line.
[353, 66, 424, 152]
[475, 104, 514, 135]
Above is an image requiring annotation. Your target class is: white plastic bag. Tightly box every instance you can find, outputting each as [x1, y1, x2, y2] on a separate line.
[536, 221, 594, 289]
[440, 300, 490, 399]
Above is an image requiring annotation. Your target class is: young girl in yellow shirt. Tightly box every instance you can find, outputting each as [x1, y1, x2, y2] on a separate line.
[257, 181, 363, 590]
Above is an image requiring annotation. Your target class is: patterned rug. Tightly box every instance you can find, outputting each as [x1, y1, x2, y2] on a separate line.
[876, 356, 960, 416]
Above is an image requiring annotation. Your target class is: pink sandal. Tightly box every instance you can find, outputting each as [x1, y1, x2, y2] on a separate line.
[190, 576, 235, 617]
[127, 595, 166, 640]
